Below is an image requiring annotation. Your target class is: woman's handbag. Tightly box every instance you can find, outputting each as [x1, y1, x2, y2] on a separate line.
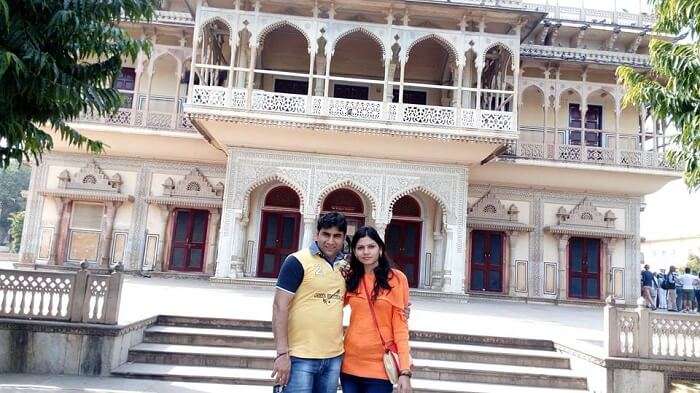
[362, 278, 401, 385]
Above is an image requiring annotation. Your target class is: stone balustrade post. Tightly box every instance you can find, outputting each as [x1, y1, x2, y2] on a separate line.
[604, 295, 622, 357]
[636, 297, 651, 358]
[69, 266, 89, 323]
[103, 269, 124, 325]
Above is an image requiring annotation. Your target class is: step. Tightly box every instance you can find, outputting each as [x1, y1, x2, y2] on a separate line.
[146, 319, 554, 351]
[410, 341, 570, 369]
[144, 325, 275, 349]
[128, 343, 276, 369]
[127, 344, 585, 389]
[112, 363, 586, 393]
[412, 358, 587, 390]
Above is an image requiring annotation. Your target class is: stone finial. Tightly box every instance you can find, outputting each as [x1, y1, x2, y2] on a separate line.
[556, 206, 568, 224]
[58, 170, 71, 188]
[110, 174, 123, 191]
[214, 182, 225, 197]
[605, 295, 616, 306]
[507, 204, 519, 221]
[604, 210, 617, 228]
[163, 177, 175, 196]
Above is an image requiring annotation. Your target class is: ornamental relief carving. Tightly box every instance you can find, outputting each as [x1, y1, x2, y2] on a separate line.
[58, 161, 122, 193]
[162, 168, 224, 200]
[556, 198, 616, 228]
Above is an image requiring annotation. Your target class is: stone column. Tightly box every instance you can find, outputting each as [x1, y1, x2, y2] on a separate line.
[204, 208, 221, 274]
[314, 55, 326, 96]
[442, 224, 466, 293]
[245, 45, 258, 109]
[557, 234, 570, 300]
[374, 220, 388, 240]
[215, 209, 240, 278]
[507, 231, 518, 296]
[229, 213, 248, 278]
[49, 197, 68, 265]
[301, 215, 316, 249]
[602, 238, 616, 298]
[431, 231, 444, 290]
[155, 205, 175, 272]
[98, 201, 120, 268]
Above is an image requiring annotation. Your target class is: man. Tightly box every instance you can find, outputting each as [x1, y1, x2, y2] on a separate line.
[641, 264, 656, 310]
[678, 267, 699, 313]
[271, 212, 348, 393]
[667, 266, 679, 312]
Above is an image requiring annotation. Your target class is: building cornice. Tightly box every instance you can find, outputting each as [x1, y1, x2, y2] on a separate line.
[521, 44, 650, 67]
[39, 189, 134, 203]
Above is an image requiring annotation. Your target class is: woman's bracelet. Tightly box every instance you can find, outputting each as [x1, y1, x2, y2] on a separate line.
[399, 370, 412, 378]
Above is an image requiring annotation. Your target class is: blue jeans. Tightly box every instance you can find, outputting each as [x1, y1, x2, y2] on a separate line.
[676, 287, 684, 311]
[340, 373, 393, 393]
[285, 355, 342, 393]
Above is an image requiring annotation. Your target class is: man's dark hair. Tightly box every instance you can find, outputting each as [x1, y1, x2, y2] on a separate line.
[317, 212, 347, 234]
[686, 267, 692, 274]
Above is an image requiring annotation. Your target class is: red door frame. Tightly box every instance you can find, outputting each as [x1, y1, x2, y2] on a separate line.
[257, 209, 301, 278]
[567, 237, 602, 300]
[168, 208, 209, 272]
[468, 230, 506, 293]
[386, 219, 422, 288]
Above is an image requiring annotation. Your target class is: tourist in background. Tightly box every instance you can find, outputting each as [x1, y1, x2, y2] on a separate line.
[640, 265, 656, 310]
[678, 267, 698, 313]
[665, 266, 678, 312]
[656, 269, 668, 309]
[676, 267, 686, 312]
[695, 272, 700, 313]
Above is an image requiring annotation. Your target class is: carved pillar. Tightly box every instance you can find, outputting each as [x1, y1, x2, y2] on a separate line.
[301, 215, 316, 249]
[245, 45, 258, 109]
[229, 212, 248, 278]
[204, 208, 221, 274]
[463, 51, 475, 108]
[374, 220, 388, 240]
[507, 231, 518, 296]
[557, 234, 570, 300]
[442, 224, 466, 294]
[311, 55, 325, 96]
[171, 62, 184, 128]
[98, 201, 120, 268]
[157, 205, 176, 272]
[49, 197, 68, 265]
[235, 33, 250, 88]
[431, 231, 445, 290]
[602, 238, 616, 298]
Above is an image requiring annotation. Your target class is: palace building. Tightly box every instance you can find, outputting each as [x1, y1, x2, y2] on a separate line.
[19, 0, 680, 304]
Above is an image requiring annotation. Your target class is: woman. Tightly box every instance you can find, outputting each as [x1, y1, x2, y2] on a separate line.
[341, 226, 412, 393]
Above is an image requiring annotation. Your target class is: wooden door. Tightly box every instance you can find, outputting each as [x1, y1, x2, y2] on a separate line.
[385, 220, 422, 288]
[169, 209, 209, 272]
[568, 237, 601, 299]
[470, 230, 504, 292]
[258, 211, 301, 278]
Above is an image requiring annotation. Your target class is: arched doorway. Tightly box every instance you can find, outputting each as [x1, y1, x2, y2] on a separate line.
[258, 186, 301, 278]
[386, 195, 422, 288]
[321, 189, 365, 236]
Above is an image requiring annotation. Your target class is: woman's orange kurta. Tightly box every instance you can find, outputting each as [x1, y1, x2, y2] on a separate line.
[342, 268, 411, 380]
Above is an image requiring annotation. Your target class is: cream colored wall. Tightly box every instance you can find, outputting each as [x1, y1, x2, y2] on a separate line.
[46, 165, 80, 189]
[114, 203, 133, 230]
[261, 30, 310, 73]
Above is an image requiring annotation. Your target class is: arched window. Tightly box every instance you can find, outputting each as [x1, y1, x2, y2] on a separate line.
[322, 189, 364, 216]
[392, 195, 421, 218]
[264, 186, 301, 210]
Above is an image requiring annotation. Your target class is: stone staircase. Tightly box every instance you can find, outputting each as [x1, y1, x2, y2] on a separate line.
[112, 315, 589, 393]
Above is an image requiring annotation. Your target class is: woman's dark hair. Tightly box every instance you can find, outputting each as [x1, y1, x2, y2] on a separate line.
[346, 226, 394, 300]
[317, 212, 347, 234]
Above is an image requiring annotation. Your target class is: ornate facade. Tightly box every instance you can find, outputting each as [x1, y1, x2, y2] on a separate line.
[20, 0, 679, 304]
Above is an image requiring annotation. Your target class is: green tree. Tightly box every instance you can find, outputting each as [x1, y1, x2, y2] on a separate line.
[0, 166, 30, 243]
[0, 0, 156, 168]
[8, 211, 24, 253]
[616, 0, 700, 190]
[688, 254, 700, 273]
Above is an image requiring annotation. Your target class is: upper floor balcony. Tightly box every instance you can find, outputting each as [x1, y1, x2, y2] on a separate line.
[184, 5, 528, 142]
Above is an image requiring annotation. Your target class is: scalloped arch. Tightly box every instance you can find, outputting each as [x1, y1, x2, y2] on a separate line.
[331, 27, 386, 59]
[241, 174, 306, 216]
[387, 185, 449, 227]
[482, 42, 515, 60]
[315, 180, 379, 218]
[257, 20, 310, 48]
[406, 34, 458, 63]
[199, 16, 233, 35]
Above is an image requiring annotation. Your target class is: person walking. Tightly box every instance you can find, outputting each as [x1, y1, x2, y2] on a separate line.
[341, 226, 412, 393]
[657, 269, 668, 309]
[666, 266, 679, 312]
[641, 265, 656, 310]
[271, 212, 348, 393]
[678, 267, 699, 313]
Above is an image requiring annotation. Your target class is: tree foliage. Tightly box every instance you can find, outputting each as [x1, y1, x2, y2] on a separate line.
[687, 253, 700, 273]
[616, 0, 700, 190]
[0, 166, 30, 242]
[0, 0, 156, 168]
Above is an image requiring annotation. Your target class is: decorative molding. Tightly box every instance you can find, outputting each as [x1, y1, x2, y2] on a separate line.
[546, 198, 631, 239]
[58, 161, 123, 193]
[468, 190, 533, 232]
[39, 189, 134, 203]
[162, 168, 224, 200]
[521, 44, 650, 67]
